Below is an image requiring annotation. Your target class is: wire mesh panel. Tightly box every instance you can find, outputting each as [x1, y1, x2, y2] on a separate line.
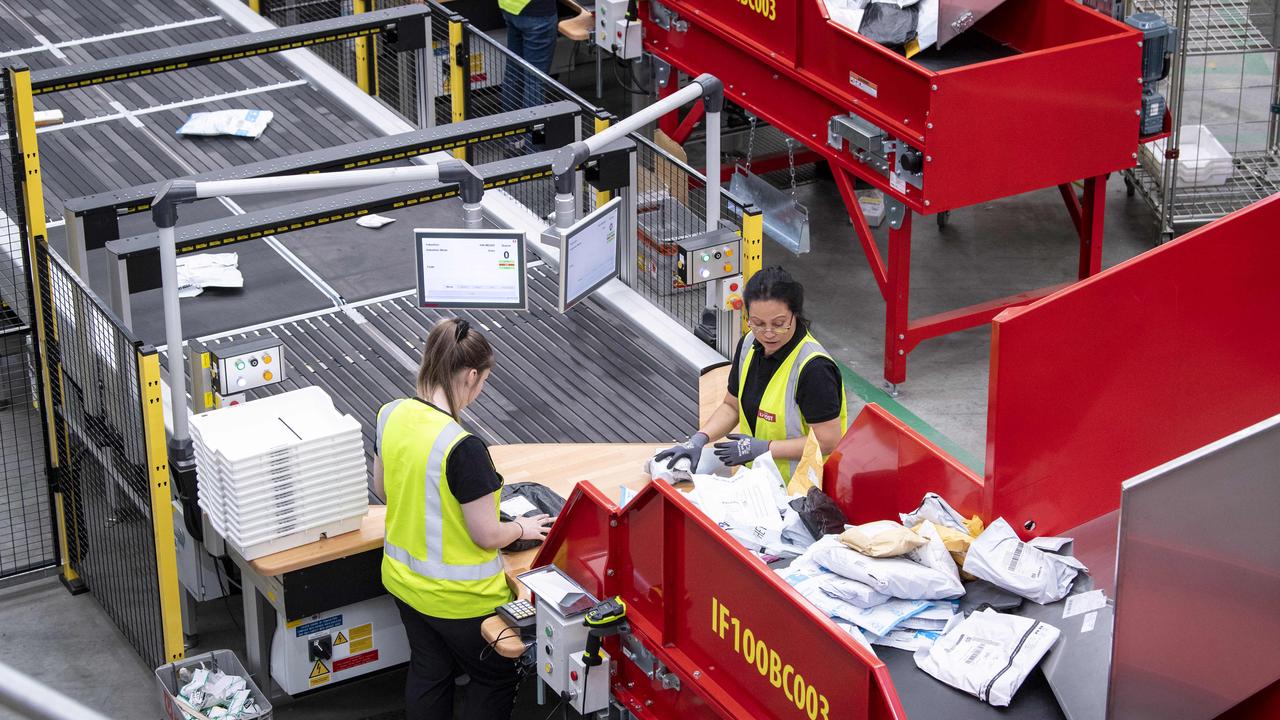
[41, 242, 169, 668]
[1127, 0, 1280, 237]
[0, 76, 54, 581]
[262, 0, 360, 81]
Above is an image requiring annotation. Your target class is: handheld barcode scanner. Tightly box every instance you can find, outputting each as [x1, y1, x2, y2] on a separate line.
[582, 596, 629, 668]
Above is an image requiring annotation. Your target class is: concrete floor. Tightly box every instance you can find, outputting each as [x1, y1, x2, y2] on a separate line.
[0, 25, 1180, 720]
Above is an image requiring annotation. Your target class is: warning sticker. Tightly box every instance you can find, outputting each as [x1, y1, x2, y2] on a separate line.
[334, 631, 348, 646]
[849, 71, 878, 98]
[334, 649, 380, 673]
[295, 615, 343, 638]
[309, 659, 331, 687]
[350, 637, 373, 654]
[349, 623, 373, 641]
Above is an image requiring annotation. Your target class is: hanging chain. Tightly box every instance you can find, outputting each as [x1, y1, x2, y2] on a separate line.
[744, 114, 758, 172]
[786, 137, 798, 196]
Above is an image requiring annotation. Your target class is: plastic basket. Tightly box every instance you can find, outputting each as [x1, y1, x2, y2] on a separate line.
[154, 649, 272, 720]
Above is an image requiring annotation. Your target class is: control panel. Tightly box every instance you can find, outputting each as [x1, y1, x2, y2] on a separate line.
[536, 602, 591, 700]
[210, 337, 285, 396]
[719, 274, 744, 312]
[596, 0, 642, 60]
[676, 229, 742, 286]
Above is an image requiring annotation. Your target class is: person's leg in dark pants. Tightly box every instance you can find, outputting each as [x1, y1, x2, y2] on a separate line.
[425, 614, 521, 720]
[395, 599, 458, 720]
[515, 13, 558, 109]
[500, 11, 526, 112]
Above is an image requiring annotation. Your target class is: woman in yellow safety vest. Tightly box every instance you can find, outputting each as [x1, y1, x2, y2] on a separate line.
[656, 266, 849, 484]
[373, 318, 553, 720]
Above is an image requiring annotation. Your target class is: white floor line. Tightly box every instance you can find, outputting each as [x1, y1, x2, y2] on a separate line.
[0, 80, 307, 140]
[0, 17, 222, 58]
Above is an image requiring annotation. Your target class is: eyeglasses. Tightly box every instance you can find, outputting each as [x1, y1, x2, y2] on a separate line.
[746, 316, 794, 335]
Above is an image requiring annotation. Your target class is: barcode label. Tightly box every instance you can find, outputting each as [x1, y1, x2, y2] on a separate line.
[1008, 545, 1024, 572]
[964, 642, 983, 665]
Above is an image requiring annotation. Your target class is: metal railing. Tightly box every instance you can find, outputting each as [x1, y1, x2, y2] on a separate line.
[0, 661, 112, 720]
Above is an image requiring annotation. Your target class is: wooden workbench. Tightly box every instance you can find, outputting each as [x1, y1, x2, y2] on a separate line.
[247, 364, 729, 579]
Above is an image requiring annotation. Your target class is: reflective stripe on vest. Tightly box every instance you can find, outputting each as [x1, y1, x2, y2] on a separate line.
[498, 0, 533, 14]
[383, 420, 504, 582]
[736, 331, 849, 482]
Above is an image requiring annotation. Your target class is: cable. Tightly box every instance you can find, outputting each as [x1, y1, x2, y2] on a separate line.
[213, 559, 242, 633]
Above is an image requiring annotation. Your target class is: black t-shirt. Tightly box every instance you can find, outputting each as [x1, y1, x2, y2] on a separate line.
[726, 331, 843, 435]
[378, 400, 504, 504]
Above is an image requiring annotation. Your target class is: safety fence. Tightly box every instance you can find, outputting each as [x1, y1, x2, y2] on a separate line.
[248, 0, 754, 358]
[2, 66, 182, 670]
[0, 74, 53, 585]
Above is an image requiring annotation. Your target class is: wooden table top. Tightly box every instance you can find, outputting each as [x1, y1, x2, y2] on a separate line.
[247, 365, 727, 578]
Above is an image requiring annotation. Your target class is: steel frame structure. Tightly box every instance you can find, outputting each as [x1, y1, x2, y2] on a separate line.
[642, 0, 1147, 385]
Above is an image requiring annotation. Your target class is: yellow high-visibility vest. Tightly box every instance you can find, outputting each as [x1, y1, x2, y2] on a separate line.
[378, 399, 510, 619]
[736, 332, 849, 482]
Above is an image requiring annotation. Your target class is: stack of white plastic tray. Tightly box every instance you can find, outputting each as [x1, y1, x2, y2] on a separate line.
[191, 387, 369, 560]
[1151, 125, 1235, 187]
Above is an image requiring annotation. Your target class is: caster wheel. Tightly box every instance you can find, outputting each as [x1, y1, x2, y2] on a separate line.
[936, 210, 951, 229]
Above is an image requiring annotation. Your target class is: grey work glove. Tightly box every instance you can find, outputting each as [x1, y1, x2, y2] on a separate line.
[653, 432, 709, 469]
[713, 433, 771, 466]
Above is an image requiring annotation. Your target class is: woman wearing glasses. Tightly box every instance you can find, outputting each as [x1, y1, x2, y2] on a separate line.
[656, 266, 848, 485]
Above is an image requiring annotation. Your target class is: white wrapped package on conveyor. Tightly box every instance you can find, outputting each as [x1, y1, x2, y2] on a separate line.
[962, 518, 1087, 604]
[914, 608, 1061, 707]
[900, 492, 971, 534]
[776, 564, 927, 637]
[904, 520, 965, 598]
[785, 552, 890, 608]
[176, 253, 243, 298]
[178, 109, 274, 138]
[808, 535, 965, 600]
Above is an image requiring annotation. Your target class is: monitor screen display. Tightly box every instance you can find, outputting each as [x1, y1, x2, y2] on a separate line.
[559, 196, 622, 313]
[415, 228, 527, 310]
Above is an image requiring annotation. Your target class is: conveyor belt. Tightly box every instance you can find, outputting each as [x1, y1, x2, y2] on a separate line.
[198, 268, 699, 463]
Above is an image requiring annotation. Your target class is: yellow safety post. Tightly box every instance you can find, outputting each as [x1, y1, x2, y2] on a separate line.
[7, 66, 81, 588]
[448, 18, 466, 158]
[138, 350, 186, 663]
[353, 0, 372, 94]
[593, 115, 612, 208]
[247, 0, 261, 13]
[741, 205, 763, 335]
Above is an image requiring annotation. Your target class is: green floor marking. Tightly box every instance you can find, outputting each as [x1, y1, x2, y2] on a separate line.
[837, 362, 985, 474]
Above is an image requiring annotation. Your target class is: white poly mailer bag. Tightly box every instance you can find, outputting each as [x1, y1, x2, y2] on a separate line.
[177, 109, 274, 138]
[905, 520, 965, 598]
[873, 627, 942, 652]
[963, 518, 1086, 604]
[809, 535, 964, 600]
[779, 557, 889, 609]
[176, 253, 243, 298]
[900, 492, 970, 534]
[914, 608, 1061, 707]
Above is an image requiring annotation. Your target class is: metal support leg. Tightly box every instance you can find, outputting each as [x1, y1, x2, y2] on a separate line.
[63, 209, 89, 281]
[106, 252, 132, 330]
[595, 46, 603, 100]
[463, 202, 483, 229]
[620, 152, 638, 288]
[1078, 175, 1107, 279]
[884, 211, 913, 388]
[181, 588, 198, 648]
[417, 18, 433, 129]
[705, 109, 721, 231]
[243, 583, 276, 695]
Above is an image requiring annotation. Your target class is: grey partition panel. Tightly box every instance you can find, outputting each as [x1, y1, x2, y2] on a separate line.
[1109, 413, 1280, 719]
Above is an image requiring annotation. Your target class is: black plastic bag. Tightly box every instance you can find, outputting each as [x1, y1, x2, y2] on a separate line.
[860, 2, 919, 48]
[788, 487, 849, 540]
[500, 482, 566, 552]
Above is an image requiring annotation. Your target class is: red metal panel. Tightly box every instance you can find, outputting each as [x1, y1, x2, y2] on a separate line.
[824, 404, 984, 525]
[926, 3, 1139, 210]
[984, 193, 1280, 538]
[538, 481, 907, 719]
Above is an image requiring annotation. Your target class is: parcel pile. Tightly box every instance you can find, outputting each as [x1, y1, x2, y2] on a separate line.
[172, 666, 263, 720]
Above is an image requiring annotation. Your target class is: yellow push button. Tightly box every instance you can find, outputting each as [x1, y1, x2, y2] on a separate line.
[262, 354, 272, 364]
[725, 248, 734, 257]
[723, 263, 733, 273]
[263, 370, 274, 381]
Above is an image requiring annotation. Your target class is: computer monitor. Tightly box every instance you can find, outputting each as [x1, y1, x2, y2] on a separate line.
[415, 228, 527, 310]
[558, 196, 622, 313]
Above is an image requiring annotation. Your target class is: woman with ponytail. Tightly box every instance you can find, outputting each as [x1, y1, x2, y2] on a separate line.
[373, 318, 551, 719]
